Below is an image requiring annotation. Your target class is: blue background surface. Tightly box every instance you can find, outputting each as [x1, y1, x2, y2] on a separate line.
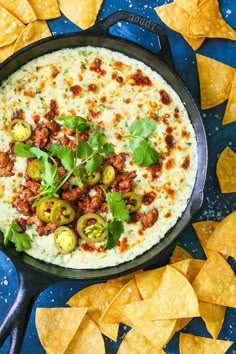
[0, 0, 236, 353]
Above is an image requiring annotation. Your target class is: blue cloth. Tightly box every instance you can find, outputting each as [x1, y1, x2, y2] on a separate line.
[0, 0, 235, 353]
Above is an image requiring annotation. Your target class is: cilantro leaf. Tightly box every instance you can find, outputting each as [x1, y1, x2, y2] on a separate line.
[14, 231, 31, 252]
[85, 153, 103, 173]
[3, 221, 31, 252]
[106, 192, 130, 222]
[77, 141, 93, 159]
[105, 220, 124, 249]
[132, 139, 159, 166]
[3, 225, 13, 246]
[74, 167, 84, 187]
[50, 144, 74, 171]
[41, 160, 58, 186]
[88, 131, 103, 151]
[57, 116, 89, 131]
[100, 143, 115, 154]
[129, 117, 157, 138]
[29, 146, 49, 160]
[14, 141, 35, 158]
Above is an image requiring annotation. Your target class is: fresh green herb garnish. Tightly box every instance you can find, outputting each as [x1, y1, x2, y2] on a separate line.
[127, 117, 159, 166]
[3, 220, 31, 252]
[57, 115, 89, 131]
[106, 192, 130, 222]
[105, 219, 124, 249]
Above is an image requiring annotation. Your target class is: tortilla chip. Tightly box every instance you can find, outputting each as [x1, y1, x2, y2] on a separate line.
[0, 41, 16, 63]
[196, 53, 235, 109]
[216, 147, 236, 194]
[101, 278, 141, 324]
[206, 211, 236, 258]
[172, 245, 193, 259]
[0, 5, 25, 47]
[188, 0, 236, 40]
[12, 21, 51, 54]
[155, 2, 189, 35]
[67, 283, 119, 342]
[174, 318, 192, 332]
[123, 266, 200, 321]
[174, 0, 198, 14]
[192, 251, 236, 307]
[170, 258, 191, 277]
[64, 314, 105, 354]
[183, 36, 205, 50]
[179, 333, 233, 354]
[135, 267, 165, 299]
[192, 220, 220, 257]
[0, 0, 36, 24]
[126, 318, 176, 350]
[187, 259, 205, 283]
[27, 0, 60, 20]
[59, 0, 103, 30]
[117, 328, 165, 354]
[223, 72, 236, 125]
[35, 307, 87, 354]
[199, 301, 226, 338]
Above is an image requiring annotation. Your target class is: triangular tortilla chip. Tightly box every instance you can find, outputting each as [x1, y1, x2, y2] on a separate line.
[196, 53, 235, 109]
[206, 211, 236, 258]
[0, 41, 16, 63]
[179, 333, 233, 354]
[172, 245, 193, 259]
[0, 5, 25, 47]
[101, 278, 141, 324]
[117, 328, 165, 354]
[35, 307, 87, 354]
[170, 258, 191, 277]
[192, 220, 220, 257]
[64, 315, 105, 354]
[135, 267, 165, 299]
[199, 301, 226, 338]
[174, 0, 198, 14]
[216, 147, 236, 193]
[187, 259, 205, 283]
[123, 266, 200, 320]
[223, 72, 236, 125]
[67, 283, 118, 341]
[188, 0, 236, 40]
[192, 251, 236, 307]
[59, 0, 103, 30]
[0, 0, 36, 24]
[13, 21, 51, 54]
[155, 2, 189, 35]
[183, 35, 205, 50]
[27, 0, 60, 20]
[126, 317, 176, 350]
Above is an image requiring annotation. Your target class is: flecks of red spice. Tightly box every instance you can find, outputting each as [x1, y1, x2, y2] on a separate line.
[181, 155, 190, 169]
[90, 58, 106, 75]
[88, 83, 97, 92]
[51, 66, 60, 79]
[70, 85, 82, 97]
[165, 134, 176, 149]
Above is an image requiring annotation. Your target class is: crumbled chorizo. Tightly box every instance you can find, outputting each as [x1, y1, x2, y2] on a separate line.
[78, 186, 104, 215]
[62, 186, 88, 201]
[0, 151, 14, 177]
[112, 171, 137, 193]
[105, 152, 126, 171]
[139, 208, 158, 229]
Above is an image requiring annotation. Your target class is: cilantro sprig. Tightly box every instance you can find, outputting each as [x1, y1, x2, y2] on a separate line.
[3, 220, 31, 252]
[14, 116, 114, 199]
[127, 117, 159, 166]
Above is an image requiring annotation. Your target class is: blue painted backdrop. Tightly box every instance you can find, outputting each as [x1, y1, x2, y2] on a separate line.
[0, 0, 235, 353]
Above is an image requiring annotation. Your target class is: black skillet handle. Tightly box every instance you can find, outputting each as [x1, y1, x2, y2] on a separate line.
[0, 255, 58, 354]
[87, 10, 174, 69]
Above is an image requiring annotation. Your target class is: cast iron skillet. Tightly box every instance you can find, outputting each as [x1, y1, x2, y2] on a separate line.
[0, 10, 208, 354]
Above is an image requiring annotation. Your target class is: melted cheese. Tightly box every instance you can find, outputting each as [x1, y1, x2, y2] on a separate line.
[0, 47, 198, 269]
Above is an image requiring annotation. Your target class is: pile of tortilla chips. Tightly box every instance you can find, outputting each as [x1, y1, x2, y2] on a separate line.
[155, 0, 236, 51]
[36, 212, 235, 353]
[0, 0, 103, 64]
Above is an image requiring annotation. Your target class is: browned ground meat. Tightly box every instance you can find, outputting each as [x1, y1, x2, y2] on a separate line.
[78, 185, 104, 214]
[32, 121, 60, 149]
[105, 152, 126, 171]
[27, 214, 57, 236]
[62, 186, 88, 201]
[139, 208, 158, 228]
[13, 180, 40, 216]
[112, 171, 137, 193]
[0, 151, 14, 177]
